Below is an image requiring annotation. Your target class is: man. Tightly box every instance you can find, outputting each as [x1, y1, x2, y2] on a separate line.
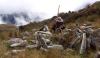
[55, 16, 64, 28]
[52, 16, 65, 32]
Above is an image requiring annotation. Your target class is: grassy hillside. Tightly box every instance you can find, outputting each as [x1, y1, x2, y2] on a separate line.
[0, 24, 19, 40]
[0, 1, 100, 58]
[20, 1, 100, 32]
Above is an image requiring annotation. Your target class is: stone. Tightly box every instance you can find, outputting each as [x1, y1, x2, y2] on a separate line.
[48, 44, 63, 50]
[7, 38, 28, 47]
[95, 51, 100, 58]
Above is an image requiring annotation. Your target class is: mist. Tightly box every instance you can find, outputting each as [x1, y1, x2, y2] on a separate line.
[0, 0, 99, 25]
[0, 0, 99, 18]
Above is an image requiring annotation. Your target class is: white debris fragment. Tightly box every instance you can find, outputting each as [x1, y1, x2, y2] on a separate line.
[11, 49, 25, 54]
[10, 43, 22, 47]
[48, 44, 63, 50]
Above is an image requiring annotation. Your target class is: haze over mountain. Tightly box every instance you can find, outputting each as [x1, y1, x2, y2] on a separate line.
[0, 12, 45, 26]
[0, 0, 99, 26]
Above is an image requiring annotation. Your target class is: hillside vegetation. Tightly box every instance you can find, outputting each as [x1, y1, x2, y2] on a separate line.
[20, 1, 100, 31]
[0, 1, 100, 58]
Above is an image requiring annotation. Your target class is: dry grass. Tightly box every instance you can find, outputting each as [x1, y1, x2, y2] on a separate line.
[0, 24, 98, 58]
[0, 38, 94, 58]
[0, 18, 100, 58]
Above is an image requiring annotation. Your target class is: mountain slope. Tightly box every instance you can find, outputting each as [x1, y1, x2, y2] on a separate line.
[20, 1, 100, 31]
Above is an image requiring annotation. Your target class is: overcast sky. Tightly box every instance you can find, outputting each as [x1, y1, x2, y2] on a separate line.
[0, 0, 99, 19]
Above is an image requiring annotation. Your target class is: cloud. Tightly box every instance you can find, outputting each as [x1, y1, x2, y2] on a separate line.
[0, 0, 98, 19]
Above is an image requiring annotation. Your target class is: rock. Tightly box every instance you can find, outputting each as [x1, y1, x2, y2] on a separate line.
[7, 38, 28, 47]
[34, 29, 52, 50]
[11, 49, 25, 54]
[10, 43, 22, 47]
[48, 44, 63, 50]
[8, 38, 24, 44]
[93, 29, 100, 49]
[95, 51, 100, 58]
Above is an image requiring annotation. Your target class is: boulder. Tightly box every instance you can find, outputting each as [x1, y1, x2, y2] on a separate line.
[7, 38, 28, 47]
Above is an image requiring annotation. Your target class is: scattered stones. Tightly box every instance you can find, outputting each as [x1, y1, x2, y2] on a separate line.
[7, 38, 28, 47]
[5, 24, 100, 55]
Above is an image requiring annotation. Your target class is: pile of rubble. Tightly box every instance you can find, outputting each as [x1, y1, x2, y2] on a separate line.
[6, 25, 63, 54]
[6, 24, 100, 56]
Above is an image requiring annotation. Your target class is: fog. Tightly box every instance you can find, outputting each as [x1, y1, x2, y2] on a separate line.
[0, 0, 99, 19]
[0, 0, 99, 25]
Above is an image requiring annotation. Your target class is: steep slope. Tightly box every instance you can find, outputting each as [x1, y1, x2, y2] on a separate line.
[20, 1, 100, 31]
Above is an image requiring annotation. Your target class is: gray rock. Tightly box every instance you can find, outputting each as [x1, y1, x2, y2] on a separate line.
[7, 38, 28, 47]
[48, 44, 63, 50]
[95, 51, 100, 58]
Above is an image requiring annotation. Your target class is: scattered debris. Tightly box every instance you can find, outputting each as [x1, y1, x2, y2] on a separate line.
[6, 24, 100, 55]
[7, 38, 28, 47]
